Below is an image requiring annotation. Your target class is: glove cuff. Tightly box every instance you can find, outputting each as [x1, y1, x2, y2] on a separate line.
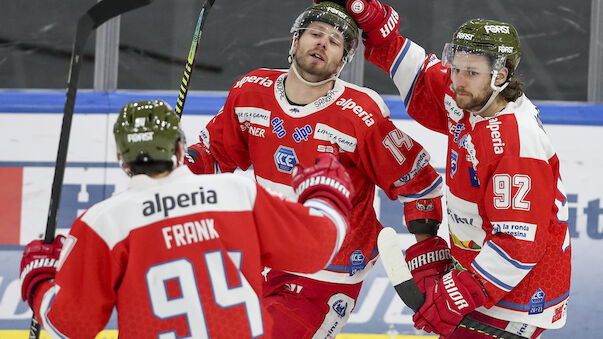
[361, 5, 400, 48]
[405, 236, 451, 270]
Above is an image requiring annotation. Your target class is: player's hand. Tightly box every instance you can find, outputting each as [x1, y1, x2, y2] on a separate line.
[291, 154, 354, 215]
[413, 270, 487, 336]
[405, 236, 453, 294]
[346, 0, 400, 48]
[184, 142, 213, 174]
[20, 235, 65, 307]
[404, 198, 442, 235]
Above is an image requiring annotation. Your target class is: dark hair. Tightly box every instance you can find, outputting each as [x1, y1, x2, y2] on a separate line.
[500, 59, 524, 102]
[125, 139, 179, 176]
[127, 160, 173, 176]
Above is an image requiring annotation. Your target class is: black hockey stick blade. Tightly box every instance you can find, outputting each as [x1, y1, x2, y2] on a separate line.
[377, 227, 425, 312]
[31, 2, 153, 338]
[175, 0, 217, 118]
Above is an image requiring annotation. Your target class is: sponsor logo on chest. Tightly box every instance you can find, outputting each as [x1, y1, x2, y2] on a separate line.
[233, 75, 274, 89]
[293, 124, 313, 142]
[313, 123, 357, 153]
[271, 117, 286, 138]
[485, 117, 505, 154]
[447, 208, 474, 226]
[450, 149, 458, 178]
[335, 98, 375, 127]
[142, 187, 217, 217]
[444, 94, 464, 122]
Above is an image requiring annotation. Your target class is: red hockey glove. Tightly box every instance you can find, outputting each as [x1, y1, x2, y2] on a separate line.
[20, 235, 65, 307]
[405, 236, 453, 294]
[346, 0, 400, 48]
[184, 142, 216, 174]
[404, 198, 442, 235]
[291, 154, 354, 215]
[413, 270, 487, 337]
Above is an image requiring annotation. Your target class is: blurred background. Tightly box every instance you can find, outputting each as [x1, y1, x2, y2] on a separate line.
[0, 0, 600, 102]
[1, 1, 602, 338]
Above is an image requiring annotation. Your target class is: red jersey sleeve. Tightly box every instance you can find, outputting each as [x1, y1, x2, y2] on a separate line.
[355, 118, 442, 202]
[470, 156, 555, 306]
[365, 34, 449, 134]
[35, 219, 120, 338]
[251, 185, 347, 273]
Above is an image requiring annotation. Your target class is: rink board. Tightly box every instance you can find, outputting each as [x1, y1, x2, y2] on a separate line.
[0, 90, 602, 338]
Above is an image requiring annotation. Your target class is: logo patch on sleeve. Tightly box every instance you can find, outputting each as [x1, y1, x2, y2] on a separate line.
[528, 288, 545, 315]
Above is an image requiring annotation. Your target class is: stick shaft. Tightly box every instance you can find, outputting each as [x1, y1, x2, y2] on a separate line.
[32, 1, 152, 337]
[175, 0, 216, 118]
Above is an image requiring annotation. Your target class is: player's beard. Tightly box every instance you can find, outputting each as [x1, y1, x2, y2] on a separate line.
[453, 82, 493, 112]
[293, 48, 341, 82]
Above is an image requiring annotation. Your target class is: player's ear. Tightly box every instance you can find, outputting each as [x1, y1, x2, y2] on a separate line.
[495, 67, 509, 86]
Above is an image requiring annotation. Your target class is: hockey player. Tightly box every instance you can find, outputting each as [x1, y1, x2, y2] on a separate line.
[184, 1, 443, 337]
[343, 0, 572, 337]
[19, 99, 355, 338]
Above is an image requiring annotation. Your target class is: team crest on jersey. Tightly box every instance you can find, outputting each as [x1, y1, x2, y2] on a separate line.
[292, 125, 313, 142]
[450, 150, 458, 178]
[274, 146, 298, 173]
[332, 299, 348, 318]
[271, 117, 286, 138]
[529, 289, 545, 315]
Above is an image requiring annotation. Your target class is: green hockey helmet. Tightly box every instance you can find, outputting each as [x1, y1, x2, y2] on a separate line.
[291, 1, 359, 63]
[113, 100, 183, 165]
[442, 18, 521, 75]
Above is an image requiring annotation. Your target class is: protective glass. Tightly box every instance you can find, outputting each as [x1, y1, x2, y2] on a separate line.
[291, 7, 358, 61]
[442, 43, 507, 75]
[297, 27, 345, 49]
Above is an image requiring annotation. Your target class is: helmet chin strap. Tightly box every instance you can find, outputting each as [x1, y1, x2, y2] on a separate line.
[471, 70, 509, 115]
[287, 35, 345, 87]
[290, 62, 343, 87]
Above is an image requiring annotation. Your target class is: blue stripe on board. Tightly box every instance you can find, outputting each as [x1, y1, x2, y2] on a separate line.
[0, 161, 445, 174]
[1, 90, 603, 125]
[0, 161, 120, 168]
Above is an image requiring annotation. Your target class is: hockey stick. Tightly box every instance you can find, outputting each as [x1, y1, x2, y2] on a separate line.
[175, 0, 217, 118]
[377, 228, 525, 339]
[28, 1, 153, 338]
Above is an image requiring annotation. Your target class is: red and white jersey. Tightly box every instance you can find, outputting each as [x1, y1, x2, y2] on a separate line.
[365, 37, 571, 329]
[32, 167, 347, 338]
[198, 68, 442, 284]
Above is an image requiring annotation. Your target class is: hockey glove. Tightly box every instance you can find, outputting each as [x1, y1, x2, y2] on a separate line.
[405, 236, 453, 294]
[404, 198, 442, 235]
[291, 154, 354, 215]
[184, 142, 216, 174]
[413, 270, 487, 337]
[20, 235, 65, 307]
[346, 0, 400, 48]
